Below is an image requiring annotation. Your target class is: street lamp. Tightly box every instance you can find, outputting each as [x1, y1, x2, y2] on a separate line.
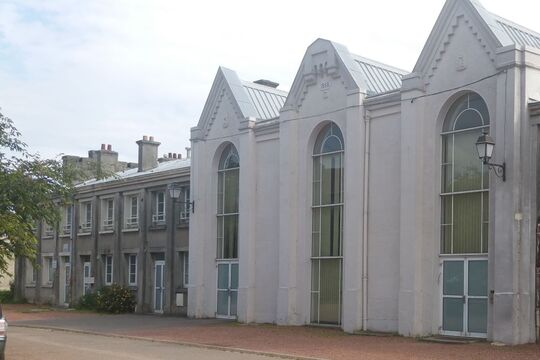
[475, 132, 505, 181]
[167, 183, 195, 213]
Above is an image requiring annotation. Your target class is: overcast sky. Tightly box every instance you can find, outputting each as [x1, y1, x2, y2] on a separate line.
[0, 0, 538, 162]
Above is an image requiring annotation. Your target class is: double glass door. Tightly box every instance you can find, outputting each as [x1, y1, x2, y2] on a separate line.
[441, 258, 488, 337]
[216, 261, 238, 318]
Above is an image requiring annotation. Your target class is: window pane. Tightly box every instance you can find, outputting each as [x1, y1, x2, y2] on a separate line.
[312, 208, 320, 257]
[320, 206, 342, 257]
[454, 109, 483, 130]
[223, 169, 239, 214]
[223, 215, 238, 259]
[468, 260, 487, 296]
[321, 154, 342, 205]
[453, 192, 482, 253]
[443, 261, 464, 296]
[217, 173, 224, 214]
[230, 263, 238, 289]
[217, 264, 229, 289]
[443, 298, 463, 332]
[468, 298, 488, 333]
[453, 130, 482, 192]
[318, 258, 341, 324]
[313, 158, 321, 206]
[217, 216, 224, 258]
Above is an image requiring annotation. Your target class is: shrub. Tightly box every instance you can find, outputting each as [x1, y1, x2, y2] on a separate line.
[76, 292, 98, 310]
[96, 284, 136, 314]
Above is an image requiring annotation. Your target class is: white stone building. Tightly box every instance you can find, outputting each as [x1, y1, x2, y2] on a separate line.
[189, 0, 540, 344]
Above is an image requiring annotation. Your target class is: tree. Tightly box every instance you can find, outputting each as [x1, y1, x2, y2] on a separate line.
[0, 110, 74, 275]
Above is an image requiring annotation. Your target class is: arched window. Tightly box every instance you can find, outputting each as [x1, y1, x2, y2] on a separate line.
[217, 144, 239, 259]
[311, 122, 344, 325]
[441, 93, 489, 254]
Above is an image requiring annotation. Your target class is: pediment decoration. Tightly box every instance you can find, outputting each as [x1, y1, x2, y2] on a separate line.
[424, 13, 495, 87]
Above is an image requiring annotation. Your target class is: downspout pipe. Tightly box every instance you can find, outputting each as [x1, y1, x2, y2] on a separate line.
[362, 110, 371, 331]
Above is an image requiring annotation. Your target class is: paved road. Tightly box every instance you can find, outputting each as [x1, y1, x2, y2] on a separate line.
[7, 327, 278, 360]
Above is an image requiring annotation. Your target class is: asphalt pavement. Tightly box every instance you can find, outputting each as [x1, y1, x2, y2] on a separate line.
[7, 327, 278, 360]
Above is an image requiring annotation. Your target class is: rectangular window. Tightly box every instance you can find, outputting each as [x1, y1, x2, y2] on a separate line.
[152, 191, 166, 224]
[63, 206, 72, 235]
[25, 259, 36, 285]
[180, 251, 189, 287]
[104, 255, 113, 285]
[101, 198, 114, 231]
[179, 187, 190, 223]
[79, 201, 92, 233]
[42, 256, 53, 285]
[128, 254, 137, 286]
[124, 195, 139, 229]
[43, 222, 54, 238]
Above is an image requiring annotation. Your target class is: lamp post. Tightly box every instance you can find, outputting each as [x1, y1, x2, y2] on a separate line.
[476, 132, 505, 181]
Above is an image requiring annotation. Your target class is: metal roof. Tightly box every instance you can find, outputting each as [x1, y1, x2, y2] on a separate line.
[351, 55, 407, 96]
[77, 158, 191, 187]
[494, 16, 540, 48]
[242, 81, 287, 120]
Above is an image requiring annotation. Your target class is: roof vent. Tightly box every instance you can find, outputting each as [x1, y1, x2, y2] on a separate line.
[253, 79, 279, 88]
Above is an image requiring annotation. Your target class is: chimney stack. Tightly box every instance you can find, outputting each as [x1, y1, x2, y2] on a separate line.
[185, 147, 191, 159]
[136, 135, 160, 172]
[107, 144, 112, 151]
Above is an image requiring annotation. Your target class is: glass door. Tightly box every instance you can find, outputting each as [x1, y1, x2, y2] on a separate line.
[83, 262, 92, 295]
[63, 260, 71, 305]
[154, 260, 165, 313]
[216, 261, 238, 318]
[441, 258, 488, 337]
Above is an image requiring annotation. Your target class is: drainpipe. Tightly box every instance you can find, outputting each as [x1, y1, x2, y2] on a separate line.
[362, 110, 371, 331]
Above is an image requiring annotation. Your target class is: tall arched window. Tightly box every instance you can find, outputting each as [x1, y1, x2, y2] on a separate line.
[216, 143, 239, 318]
[311, 123, 344, 325]
[441, 93, 489, 254]
[217, 144, 240, 259]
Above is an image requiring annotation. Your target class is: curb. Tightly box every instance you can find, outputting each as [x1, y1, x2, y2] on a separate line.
[11, 324, 327, 360]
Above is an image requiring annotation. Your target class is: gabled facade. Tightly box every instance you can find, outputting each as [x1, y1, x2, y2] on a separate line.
[189, 0, 540, 344]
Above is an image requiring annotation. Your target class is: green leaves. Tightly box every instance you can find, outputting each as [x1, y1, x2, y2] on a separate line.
[0, 110, 75, 275]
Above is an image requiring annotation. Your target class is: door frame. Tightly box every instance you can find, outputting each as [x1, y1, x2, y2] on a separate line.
[59, 256, 70, 306]
[216, 260, 238, 319]
[439, 255, 488, 338]
[154, 260, 165, 313]
[83, 261, 92, 296]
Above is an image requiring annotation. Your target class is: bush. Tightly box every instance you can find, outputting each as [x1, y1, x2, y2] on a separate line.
[76, 292, 98, 310]
[0, 290, 12, 303]
[96, 284, 136, 314]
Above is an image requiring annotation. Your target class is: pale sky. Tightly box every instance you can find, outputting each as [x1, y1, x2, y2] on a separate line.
[0, 0, 538, 162]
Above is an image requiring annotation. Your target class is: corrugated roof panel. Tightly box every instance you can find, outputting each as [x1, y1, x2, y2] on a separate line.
[242, 82, 287, 120]
[352, 55, 407, 95]
[495, 18, 540, 48]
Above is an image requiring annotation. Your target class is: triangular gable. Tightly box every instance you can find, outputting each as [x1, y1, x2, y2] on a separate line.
[282, 39, 368, 111]
[192, 67, 258, 140]
[412, 0, 503, 79]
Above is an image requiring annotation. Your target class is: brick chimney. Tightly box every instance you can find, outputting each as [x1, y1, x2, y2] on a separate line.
[136, 135, 160, 172]
[88, 143, 119, 178]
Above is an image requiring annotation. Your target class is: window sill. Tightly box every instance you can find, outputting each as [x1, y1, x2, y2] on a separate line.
[41, 284, 53, 288]
[176, 223, 189, 229]
[122, 228, 140, 233]
[25, 283, 36, 288]
[77, 232, 92, 237]
[99, 230, 114, 235]
[149, 225, 167, 231]
[41, 236, 54, 240]
[59, 234, 71, 238]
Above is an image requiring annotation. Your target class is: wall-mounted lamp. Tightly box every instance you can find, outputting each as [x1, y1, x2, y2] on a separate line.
[475, 132, 505, 181]
[168, 183, 195, 213]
